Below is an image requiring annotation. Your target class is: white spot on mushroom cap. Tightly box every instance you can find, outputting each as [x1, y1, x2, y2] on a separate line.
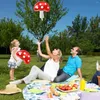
[23, 56, 25, 58]
[41, 6, 44, 9]
[23, 52, 26, 54]
[39, 3, 42, 6]
[18, 52, 22, 55]
[35, 5, 38, 9]
[45, 3, 47, 5]
[47, 7, 49, 9]
[28, 55, 30, 58]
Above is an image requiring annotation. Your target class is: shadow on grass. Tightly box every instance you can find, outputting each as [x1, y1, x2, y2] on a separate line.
[82, 74, 92, 81]
[0, 55, 10, 59]
[0, 57, 9, 59]
[36, 60, 46, 62]
[82, 75, 88, 79]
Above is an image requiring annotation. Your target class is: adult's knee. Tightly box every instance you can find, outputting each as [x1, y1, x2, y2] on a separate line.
[31, 65, 38, 70]
[54, 77, 61, 83]
[96, 71, 100, 76]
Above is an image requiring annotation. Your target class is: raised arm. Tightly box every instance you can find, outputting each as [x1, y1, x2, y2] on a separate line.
[45, 36, 54, 59]
[37, 42, 50, 59]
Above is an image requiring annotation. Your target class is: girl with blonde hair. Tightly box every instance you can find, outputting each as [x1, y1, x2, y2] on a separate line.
[8, 39, 22, 80]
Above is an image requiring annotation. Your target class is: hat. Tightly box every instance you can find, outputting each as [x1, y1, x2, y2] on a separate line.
[0, 84, 21, 94]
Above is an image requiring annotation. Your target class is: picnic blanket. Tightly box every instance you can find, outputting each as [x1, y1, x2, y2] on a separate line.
[22, 76, 100, 100]
[23, 80, 60, 100]
[22, 80, 80, 100]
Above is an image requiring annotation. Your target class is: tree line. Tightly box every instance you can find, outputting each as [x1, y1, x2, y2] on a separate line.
[0, 0, 100, 55]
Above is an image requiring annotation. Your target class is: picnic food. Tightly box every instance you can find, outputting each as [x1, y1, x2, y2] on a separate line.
[50, 86, 60, 96]
[56, 83, 78, 92]
[47, 91, 53, 98]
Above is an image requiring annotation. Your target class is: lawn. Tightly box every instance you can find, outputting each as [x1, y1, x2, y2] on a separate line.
[0, 54, 100, 100]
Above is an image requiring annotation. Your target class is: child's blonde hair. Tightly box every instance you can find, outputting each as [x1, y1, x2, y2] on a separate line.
[9, 39, 19, 52]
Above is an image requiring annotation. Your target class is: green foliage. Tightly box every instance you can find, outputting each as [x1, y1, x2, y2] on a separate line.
[50, 30, 70, 55]
[0, 18, 36, 53]
[0, 18, 23, 47]
[19, 35, 34, 52]
[89, 15, 100, 33]
[16, 0, 68, 39]
[67, 14, 88, 40]
[78, 39, 94, 54]
[65, 14, 100, 54]
[0, 7, 100, 55]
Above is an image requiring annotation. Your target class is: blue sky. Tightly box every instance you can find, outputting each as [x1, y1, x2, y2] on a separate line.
[0, 0, 100, 32]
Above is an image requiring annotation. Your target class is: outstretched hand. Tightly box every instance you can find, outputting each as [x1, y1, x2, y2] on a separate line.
[37, 41, 41, 45]
[44, 35, 49, 41]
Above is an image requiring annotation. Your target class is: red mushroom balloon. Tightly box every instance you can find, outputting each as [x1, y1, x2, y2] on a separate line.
[16, 50, 31, 64]
[34, 1, 50, 21]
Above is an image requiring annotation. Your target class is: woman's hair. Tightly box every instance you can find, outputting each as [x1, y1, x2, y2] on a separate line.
[57, 49, 62, 62]
[9, 39, 19, 52]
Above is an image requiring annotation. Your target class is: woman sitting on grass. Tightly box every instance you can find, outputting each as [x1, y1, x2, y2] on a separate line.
[10, 36, 62, 84]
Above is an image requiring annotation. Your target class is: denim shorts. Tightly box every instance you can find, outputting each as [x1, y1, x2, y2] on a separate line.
[8, 61, 17, 69]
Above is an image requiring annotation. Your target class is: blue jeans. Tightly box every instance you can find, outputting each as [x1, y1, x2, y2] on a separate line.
[53, 69, 71, 82]
[91, 71, 100, 85]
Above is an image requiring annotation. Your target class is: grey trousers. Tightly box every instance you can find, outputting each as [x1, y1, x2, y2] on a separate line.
[22, 65, 52, 84]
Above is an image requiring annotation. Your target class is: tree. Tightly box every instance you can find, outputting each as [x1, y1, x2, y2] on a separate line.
[87, 15, 100, 50]
[78, 32, 94, 54]
[47, 30, 70, 54]
[89, 15, 100, 33]
[67, 14, 88, 40]
[19, 35, 34, 52]
[0, 18, 23, 47]
[16, 0, 68, 39]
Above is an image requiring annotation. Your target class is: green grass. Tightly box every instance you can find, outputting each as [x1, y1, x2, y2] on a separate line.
[0, 54, 100, 100]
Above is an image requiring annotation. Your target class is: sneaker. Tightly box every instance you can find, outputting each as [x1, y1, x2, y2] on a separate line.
[9, 79, 22, 85]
